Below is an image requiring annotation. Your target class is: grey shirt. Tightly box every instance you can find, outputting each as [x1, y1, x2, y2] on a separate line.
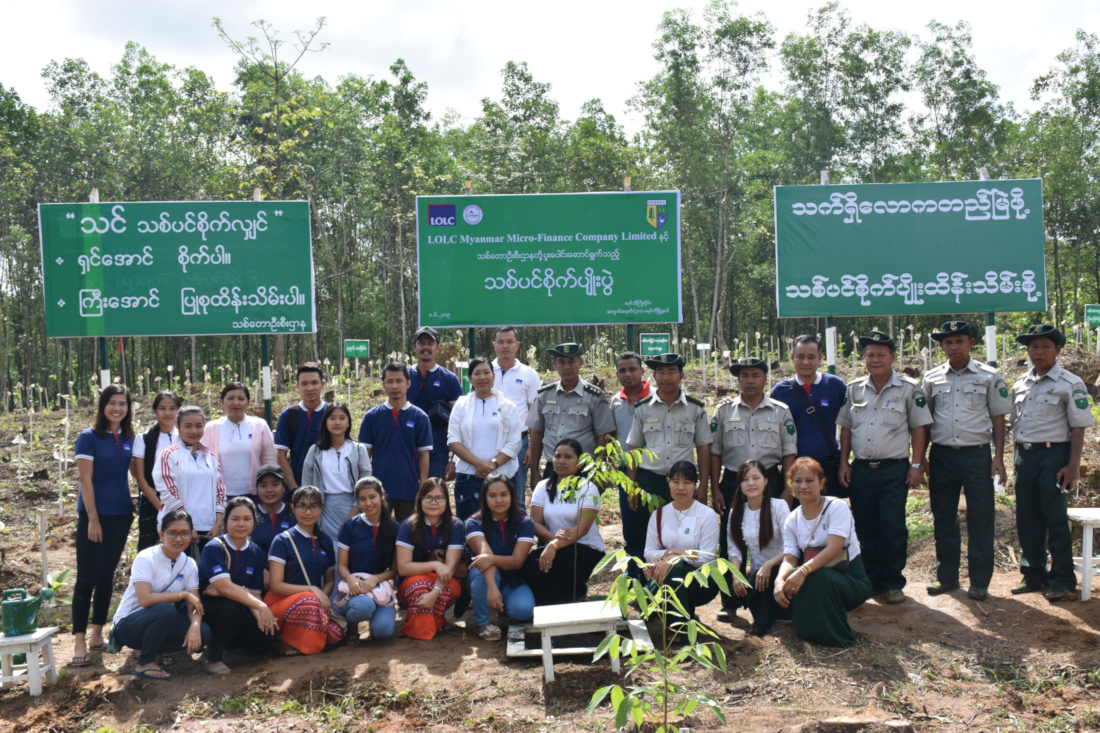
[1011, 363, 1095, 444]
[837, 371, 933, 460]
[922, 358, 1012, 447]
[626, 390, 713, 475]
[709, 395, 797, 472]
[610, 382, 650, 444]
[527, 378, 617, 461]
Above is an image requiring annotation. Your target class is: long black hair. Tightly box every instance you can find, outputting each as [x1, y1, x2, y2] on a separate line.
[316, 402, 354, 450]
[545, 437, 584, 503]
[354, 477, 397, 570]
[409, 478, 453, 550]
[93, 384, 135, 440]
[291, 485, 324, 538]
[473, 473, 522, 542]
[729, 460, 773, 563]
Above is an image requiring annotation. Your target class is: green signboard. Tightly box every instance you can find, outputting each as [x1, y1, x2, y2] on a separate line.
[1087, 305, 1100, 328]
[775, 179, 1046, 317]
[640, 333, 671, 356]
[415, 192, 681, 327]
[344, 339, 370, 359]
[38, 201, 315, 337]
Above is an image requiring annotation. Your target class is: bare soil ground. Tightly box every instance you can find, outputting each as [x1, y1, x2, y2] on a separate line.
[3, 350, 1100, 732]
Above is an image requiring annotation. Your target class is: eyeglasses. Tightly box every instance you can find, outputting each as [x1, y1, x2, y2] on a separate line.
[295, 503, 322, 512]
[164, 531, 192, 541]
[422, 496, 447, 504]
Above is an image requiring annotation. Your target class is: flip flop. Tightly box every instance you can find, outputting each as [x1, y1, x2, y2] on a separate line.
[477, 624, 502, 641]
[206, 662, 231, 675]
[69, 654, 92, 667]
[89, 643, 109, 653]
[132, 668, 171, 681]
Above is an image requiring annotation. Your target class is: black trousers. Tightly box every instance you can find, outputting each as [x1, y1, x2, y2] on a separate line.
[202, 596, 270, 663]
[72, 512, 133, 634]
[522, 542, 605, 606]
[136, 494, 160, 552]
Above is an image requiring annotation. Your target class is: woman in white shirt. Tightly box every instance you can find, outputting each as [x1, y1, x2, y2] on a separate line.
[724, 460, 790, 634]
[203, 382, 276, 498]
[447, 356, 522, 521]
[155, 406, 227, 559]
[132, 391, 181, 551]
[302, 403, 372, 538]
[521, 438, 604, 606]
[110, 508, 210, 681]
[644, 461, 721, 624]
[772, 457, 871, 647]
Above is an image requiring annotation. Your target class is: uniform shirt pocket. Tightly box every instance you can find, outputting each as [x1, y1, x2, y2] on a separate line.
[676, 421, 696, 446]
[565, 403, 591, 428]
[962, 382, 988, 410]
[642, 420, 664, 448]
[1035, 392, 1063, 421]
[725, 420, 748, 447]
[881, 401, 906, 428]
[542, 401, 563, 429]
[930, 383, 951, 409]
[758, 420, 781, 448]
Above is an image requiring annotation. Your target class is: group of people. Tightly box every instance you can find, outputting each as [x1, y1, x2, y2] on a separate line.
[67, 320, 1092, 677]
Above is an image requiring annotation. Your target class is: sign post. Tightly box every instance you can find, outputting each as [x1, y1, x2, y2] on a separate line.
[344, 339, 370, 360]
[639, 333, 671, 356]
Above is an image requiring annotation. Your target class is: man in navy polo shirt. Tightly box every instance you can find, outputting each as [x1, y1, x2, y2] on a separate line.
[770, 334, 848, 497]
[359, 362, 433, 521]
[274, 362, 329, 494]
[407, 327, 462, 481]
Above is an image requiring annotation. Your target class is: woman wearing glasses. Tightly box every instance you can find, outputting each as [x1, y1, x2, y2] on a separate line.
[395, 478, 466, 640]
[265, 486, 345, 655]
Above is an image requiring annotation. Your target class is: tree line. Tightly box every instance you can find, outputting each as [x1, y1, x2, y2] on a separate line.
[0, 2, 1097, 403]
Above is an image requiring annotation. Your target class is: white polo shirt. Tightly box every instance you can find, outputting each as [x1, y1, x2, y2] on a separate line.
[491, 358, 540, 428]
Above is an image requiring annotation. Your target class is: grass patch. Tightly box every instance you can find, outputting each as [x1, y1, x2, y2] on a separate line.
[906, 494, 935, 541]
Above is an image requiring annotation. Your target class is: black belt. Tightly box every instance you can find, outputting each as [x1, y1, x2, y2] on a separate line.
[853, 458, 906, 470]
[1017, 441, 1069, 451]
[932, 443, 990, 451]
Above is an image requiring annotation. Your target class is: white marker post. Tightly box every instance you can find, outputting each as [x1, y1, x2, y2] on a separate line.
[696, 343, 711, 389]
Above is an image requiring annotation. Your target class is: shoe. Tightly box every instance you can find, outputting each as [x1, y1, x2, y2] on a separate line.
[1010, 581, 1048, 595]
[716, 608, 731, 623]
[884, 589, 906, 604]
[452, 592, 471, 618]
[1044, 588, 1077, 602]
[967, 586, 989, 601]
[926, 580, 960, 596]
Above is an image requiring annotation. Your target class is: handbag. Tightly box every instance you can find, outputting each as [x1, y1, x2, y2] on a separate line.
[800, 498, 850, 572]
[288, 533, 347, 629]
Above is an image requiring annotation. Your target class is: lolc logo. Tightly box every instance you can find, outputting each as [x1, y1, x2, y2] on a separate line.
[427, 203, 456, 226]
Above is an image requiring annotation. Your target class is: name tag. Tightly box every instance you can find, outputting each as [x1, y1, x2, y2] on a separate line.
[730, 417, 741, 422]
[547, 400, 557, 405]
[647, 418, 660, 423]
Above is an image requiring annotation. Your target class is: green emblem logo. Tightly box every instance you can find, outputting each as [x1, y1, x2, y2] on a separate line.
[1073, 389, 1089, 410]
[996, 379, 1008, 398]
[709, 419, 718, 434]
[914, 390, 927, 408]
[785, 420, 795, 436]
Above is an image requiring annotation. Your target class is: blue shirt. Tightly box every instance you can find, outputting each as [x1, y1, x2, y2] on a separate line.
[74, 427, 135, 515]
[268, 525, 335, 587]
[465, 513, 535, 587]
[396, 516, 466, 563]
[407, 365, 462, 457]
[769, 373, 848, 462]
[337, 514, 395, 575]
[198, 535, 267, 594]
[357, 402, 433, 502]
[273, 402, 329, 486]
[252, 502, 296, 555]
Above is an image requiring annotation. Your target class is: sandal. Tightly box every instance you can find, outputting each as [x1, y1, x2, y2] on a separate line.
[477, 624, 502, 641]
[88, 642, 108, 653]
[280, 644, 302, 657]
[69, 654, 92, 668]
[206, 662, 232, 675]
[132, 667, 171, 681]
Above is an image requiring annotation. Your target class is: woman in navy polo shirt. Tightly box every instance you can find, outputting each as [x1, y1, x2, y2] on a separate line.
[265, 486, 344, 655]
[465, 474, 536, 641]
[330, 477, 398, 639]
[71, 384, 136, 668]
[252, 464, 296, 554]
[198, 497, 278, 674]
[395, 478, 466, 640]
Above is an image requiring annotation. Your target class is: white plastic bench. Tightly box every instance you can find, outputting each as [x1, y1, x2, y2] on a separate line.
[0, 627, 59, 696]
[1068, 508, 1100, 601]
[526, 601, 624, 683]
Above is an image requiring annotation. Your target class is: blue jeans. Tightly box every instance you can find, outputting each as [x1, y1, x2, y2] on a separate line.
[469, 567, 536, 627]
[454, 473, 483, 521]
[113, 602, 211, 665]
[330, 590, 397, 638]
[510, 434, 530, 513]
[428, 451, 449, 480]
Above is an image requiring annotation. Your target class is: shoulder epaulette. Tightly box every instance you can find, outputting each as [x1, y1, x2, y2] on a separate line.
[716, 394, 738, 407]
[975, 362, 999, 374]
[538, 382, 557, 394]
[636, 394, 657, 407]
[685, 394, 706, 408]
[583, 383, 605, 397]
[769, 397, 790, 410]
[899, 374, 921, 387]
[849, 374, 870, 387]
[1059, 369, 1084, 384]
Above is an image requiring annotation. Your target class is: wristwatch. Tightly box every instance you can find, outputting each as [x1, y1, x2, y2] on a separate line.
[489, 458, 499, 468]
[910, 462, 923, 470]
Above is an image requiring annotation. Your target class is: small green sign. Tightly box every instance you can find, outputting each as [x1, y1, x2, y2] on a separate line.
[1087, 305, 1100, 328]
[344, 339, 370, 359]
[640, 333, 671, 356]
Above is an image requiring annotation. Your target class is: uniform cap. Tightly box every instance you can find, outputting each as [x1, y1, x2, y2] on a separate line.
[1016, 323, 1066, 348]
[858, 330, 896, 352]
[547, 343, 584, 358]
[931, 320, 979, 341]
[644, 353, 685, 369]
[729, 357, 769, 376]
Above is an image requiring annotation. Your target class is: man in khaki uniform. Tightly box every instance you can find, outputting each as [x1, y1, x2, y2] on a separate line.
[624, 353, 713, 575]
[1010, 324, 1095, 602]
[527, 342, 617, 488]
[838, 330, 932, 605]
[921, 321, 1012, 601]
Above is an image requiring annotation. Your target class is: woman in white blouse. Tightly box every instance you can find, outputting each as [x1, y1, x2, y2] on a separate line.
[132, 391, 181, 551]
[203, 383, 276, 498]
[302, 403, 372, 538]
[643, 461, 721, 625]
[771, 457, 871, 647]
[447, 356, 522, 521]
[724, 460, 790, 634]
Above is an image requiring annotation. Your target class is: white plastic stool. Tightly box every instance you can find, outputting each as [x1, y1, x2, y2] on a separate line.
[1067, 508, 1100, 601]
[529, 601, 622, 683]
[0, 627, 59, 696]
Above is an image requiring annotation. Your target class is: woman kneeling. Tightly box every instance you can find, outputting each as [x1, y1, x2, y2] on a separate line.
[111, 509, 210, 680]
[265, 486, 344, 654]
[198, 497, 279, 673]
[644, 461, 721, 628]
[331, 478, 398, 639]
[466, 474, 536, 640]
[771, 458, 871, 647]
[395, 478, 466, 640]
